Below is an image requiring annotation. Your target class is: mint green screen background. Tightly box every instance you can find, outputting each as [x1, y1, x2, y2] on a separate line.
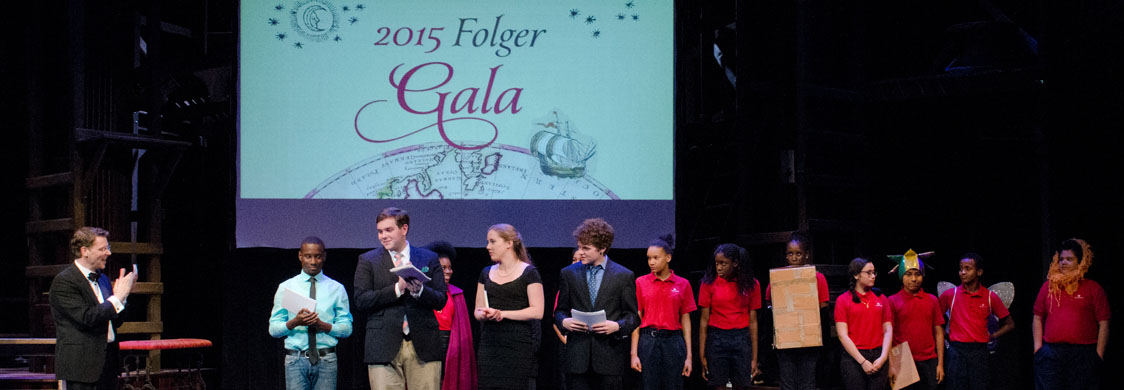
[240, 0, 673, 200]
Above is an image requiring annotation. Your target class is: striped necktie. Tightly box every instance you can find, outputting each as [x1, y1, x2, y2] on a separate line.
[394, 252, 410, 335]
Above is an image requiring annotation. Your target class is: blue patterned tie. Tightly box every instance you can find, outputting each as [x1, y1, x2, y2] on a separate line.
[587, 265, 603, 304]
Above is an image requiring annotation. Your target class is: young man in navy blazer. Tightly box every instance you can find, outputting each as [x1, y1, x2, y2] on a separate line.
[555, 218, 639, 390]
[354, 208, 447, 390]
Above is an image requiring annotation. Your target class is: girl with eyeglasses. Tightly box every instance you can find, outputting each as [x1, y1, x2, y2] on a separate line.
[834, 258, 892, 390]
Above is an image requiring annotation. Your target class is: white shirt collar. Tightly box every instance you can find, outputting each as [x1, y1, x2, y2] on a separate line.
[74, 260, 97, 281]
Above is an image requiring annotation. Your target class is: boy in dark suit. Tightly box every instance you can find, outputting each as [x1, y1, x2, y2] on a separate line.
[555, 218, 639, 390]
[354, 208, 447, 390]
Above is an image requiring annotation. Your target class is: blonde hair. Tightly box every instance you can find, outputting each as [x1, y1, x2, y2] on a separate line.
[489, 224, 531, 264]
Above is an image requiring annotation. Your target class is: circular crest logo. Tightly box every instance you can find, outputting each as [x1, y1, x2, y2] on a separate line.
[290, 0, 339, 41]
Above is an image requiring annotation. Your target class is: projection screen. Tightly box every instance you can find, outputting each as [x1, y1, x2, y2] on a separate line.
[238, 0, 674, 248]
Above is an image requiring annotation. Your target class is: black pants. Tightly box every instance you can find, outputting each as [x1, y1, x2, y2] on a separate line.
[555, 342, 568, 390]
[839, 347, 887, 390]
[704, 327, 750, 387]
[66, 342, 119, 390]
[438, 329, 451, 362]
[902, 358, 938, 390]
[637, 329, 686, 390]
[946, 341, 988, 390]
[1034, 343, 1101, 390]
[567, 372, 621, 390]
[776, 346, 819, 390]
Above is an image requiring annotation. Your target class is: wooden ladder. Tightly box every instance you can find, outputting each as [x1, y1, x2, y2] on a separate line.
[22, 0, 190, 373]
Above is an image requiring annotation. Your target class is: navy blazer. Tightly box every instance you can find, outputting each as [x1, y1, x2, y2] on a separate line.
[553, 258, 639, 375]
[353, 245, 447, 364]
[49, 264, 123, 383]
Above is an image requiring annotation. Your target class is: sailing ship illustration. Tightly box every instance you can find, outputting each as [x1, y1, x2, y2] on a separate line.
[529, 110, 597, 178]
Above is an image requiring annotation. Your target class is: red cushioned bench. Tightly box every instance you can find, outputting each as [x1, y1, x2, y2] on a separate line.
[119, 338, 212, 351]
[118, 339, 212, 390]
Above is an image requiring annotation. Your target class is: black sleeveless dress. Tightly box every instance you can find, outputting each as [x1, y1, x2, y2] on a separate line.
[477, 264, 542, 389]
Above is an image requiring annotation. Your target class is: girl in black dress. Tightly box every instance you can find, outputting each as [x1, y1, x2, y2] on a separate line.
[474, 224, 545, 389]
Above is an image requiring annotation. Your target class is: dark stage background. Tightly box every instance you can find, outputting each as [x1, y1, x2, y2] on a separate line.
[4, 0, 1124, 389]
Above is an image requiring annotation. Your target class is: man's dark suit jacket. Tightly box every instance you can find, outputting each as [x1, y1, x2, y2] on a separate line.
[553, 258, 639, 375]
[48, 264, 123, 383]
[354, 245, 448, 364]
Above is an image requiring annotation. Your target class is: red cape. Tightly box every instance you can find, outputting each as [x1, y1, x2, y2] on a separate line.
[442, 284, 477, 390]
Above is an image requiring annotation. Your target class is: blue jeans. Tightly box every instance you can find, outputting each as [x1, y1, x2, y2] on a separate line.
[1033, 343, 1101, 390]
[946, 342, 987, 390]
[285, 351, 338, 390]
[638, 328, 687, 390]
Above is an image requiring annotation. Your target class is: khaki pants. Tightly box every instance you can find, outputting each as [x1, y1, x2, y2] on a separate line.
[368, 340, 442, 390]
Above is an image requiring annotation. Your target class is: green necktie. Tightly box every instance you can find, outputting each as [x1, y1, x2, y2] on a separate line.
[308, 276, 319, 365]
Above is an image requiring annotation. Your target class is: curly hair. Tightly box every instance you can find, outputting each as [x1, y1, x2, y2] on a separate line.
[425, 240, 457, 263]
[70, 227, 109, 259]
[1047, 238, 1094, 300]
[573, 218, 614, 251]
[702, 243, 756, 295]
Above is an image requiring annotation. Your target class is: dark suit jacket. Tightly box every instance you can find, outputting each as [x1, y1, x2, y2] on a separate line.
[354, 244, 447, 364]
[48, 264, 123, 383]
[553, 258, 639, 375]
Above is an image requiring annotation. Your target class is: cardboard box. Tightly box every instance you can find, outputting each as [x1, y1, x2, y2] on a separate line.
[770, 265, 823, 349]
[889, 342, 920, 390]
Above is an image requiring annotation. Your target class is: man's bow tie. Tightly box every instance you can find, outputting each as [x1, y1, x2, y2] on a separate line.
[87, 272, 99, 282]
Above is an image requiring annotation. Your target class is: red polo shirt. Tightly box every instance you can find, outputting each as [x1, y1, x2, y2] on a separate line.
[834, 290, 892, 349]
[939, 286, 1009, 343]
[636, 271, 697, 330]
[1032, 280, 1111, 345]
[888, 289, 944, 360]
[699, 277, 761, 330]
[765, 271, 830, 303]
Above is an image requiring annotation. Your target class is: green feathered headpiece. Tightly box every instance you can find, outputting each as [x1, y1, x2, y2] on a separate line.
[887, 249, 934, 280]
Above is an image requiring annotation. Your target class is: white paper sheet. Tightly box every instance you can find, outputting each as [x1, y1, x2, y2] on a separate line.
[282, 287, 316, 315]
[572, 309, 607, 331]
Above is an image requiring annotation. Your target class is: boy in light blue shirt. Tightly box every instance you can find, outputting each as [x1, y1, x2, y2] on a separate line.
[269, 236, 353, 390]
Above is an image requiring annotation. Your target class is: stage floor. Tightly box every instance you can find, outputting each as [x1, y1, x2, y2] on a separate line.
[0, 367, 216, 390]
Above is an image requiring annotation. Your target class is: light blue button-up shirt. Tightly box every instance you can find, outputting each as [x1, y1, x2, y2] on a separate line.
[268, 271, 353, 351]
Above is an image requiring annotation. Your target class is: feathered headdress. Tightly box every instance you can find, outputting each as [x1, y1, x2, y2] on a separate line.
[1047, 238, 1093, 299]
[887, 249, 935, 280]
